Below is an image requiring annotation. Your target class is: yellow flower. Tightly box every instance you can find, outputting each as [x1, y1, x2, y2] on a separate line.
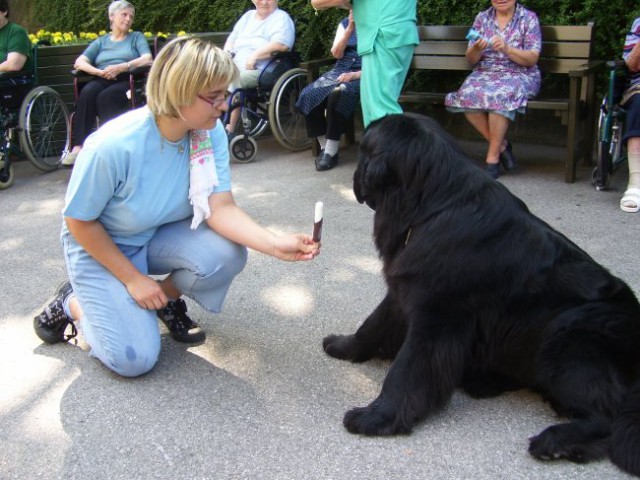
[177, 31, 186, 36]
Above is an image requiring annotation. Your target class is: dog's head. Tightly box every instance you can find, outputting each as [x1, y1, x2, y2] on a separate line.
[353, 113, 471, 212]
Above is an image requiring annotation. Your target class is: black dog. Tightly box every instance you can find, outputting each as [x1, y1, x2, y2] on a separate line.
[323, 113, 640, 476]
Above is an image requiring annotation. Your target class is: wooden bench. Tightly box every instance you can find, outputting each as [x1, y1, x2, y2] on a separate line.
[304, 24, 601, 182]
[401, 24, 602, 183]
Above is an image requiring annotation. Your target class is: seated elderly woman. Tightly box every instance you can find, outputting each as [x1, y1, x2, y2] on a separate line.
[296, 11, 360, 172]
[223, 0, 295, 137]
[445, 0, 541, 179]
[61, 0, 152, 166]
[619, 16, 640, 213]
[0, 0, 32, 73]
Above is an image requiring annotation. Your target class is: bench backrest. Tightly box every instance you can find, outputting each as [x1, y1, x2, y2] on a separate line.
[412, 24, 596, 74]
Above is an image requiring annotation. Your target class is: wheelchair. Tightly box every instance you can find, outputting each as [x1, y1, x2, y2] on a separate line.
[0, 69, 71, 189]
[224, 51, 312, 163]
[593, 60, 630, 191]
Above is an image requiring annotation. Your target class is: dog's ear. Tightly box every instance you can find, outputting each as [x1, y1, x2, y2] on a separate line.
[354, 118, 391, 206]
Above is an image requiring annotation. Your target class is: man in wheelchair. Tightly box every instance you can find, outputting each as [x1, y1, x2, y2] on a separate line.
[222, 0, 295, 138]
[620, 16, 640, 213]
[0, 0, 31, 74]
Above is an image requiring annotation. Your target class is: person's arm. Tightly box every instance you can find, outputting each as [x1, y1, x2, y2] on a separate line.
[465, 37, 489, 65]
[311, 0, 352, 11]
[65, 217, 168, 309]
[491, 36, 539, 67]
[74, 54, 106, 77]
[331, 17, 354, 59]
[626, 40, 640, 73]
[245, 41, 290, 69]
[0, 51, 27, 72]
[206, 192, 319, 261]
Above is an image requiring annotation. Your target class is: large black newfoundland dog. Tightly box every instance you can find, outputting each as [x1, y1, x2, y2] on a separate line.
[323, 113, 640, 476]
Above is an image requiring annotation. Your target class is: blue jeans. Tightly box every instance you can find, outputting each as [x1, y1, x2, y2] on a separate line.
[62, 218, 248, 377]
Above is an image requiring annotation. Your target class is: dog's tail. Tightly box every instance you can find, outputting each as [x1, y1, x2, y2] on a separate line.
[610, 379, 640, 476]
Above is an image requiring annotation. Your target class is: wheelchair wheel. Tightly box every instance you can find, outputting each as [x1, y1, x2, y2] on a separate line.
[593, 96, 624, 191]
[268, 68, 313, 151]
[229, 134, 258, 164]
[0, 158, 14, 189]
[18, 86, 71, 172]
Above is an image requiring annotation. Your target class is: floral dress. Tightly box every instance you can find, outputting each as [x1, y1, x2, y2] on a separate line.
[445, 3, 542, 117]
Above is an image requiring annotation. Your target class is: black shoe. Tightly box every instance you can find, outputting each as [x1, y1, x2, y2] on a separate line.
[157, 298, 206, 344]
[315, 151, 339, 171]
[33, 281, 77, 344]
[485, 163, 500, 179]
[499, 140, 517, 171]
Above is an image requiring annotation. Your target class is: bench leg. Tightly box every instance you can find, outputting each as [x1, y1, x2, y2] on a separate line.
[564, 77, 581, 183]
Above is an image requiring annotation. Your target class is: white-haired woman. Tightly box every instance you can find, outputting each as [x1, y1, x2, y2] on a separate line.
[62, 0, 152, 166]
[34, 36, 320, 377]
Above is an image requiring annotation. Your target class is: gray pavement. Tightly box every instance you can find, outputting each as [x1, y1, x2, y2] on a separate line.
[1, 133, 639, 480]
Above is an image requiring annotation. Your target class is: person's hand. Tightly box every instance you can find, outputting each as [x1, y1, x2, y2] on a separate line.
[472, 37, 490, 51]
[272, 233, 320, 261]
[102, 64, 124, 80]
[337, 71, 359, 83]
[125, 274, 168, 310]
[491, 35, 511, 55]
[245, 55, 258, 70]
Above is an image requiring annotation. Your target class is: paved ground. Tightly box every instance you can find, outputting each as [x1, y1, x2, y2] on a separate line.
[1, 132, 638, 480]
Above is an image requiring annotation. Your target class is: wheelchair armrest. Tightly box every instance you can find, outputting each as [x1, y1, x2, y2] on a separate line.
[71, 69, 95, 79]
[568, 59, 605, 77]
[605, 59, 627, 70]
[129, 64, 151, 77]
[270, 50, 302, 64]
[0, 69, 33, 80]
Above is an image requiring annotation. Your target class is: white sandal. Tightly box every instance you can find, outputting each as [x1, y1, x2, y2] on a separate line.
[620, 187, 640, 213]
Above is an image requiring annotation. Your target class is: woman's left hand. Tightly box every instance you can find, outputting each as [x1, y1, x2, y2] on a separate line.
[491, 35, 511, 55]
[337, 71, 360, 83]
[272, 233, 320, 262]
[103, 63, 127, 80]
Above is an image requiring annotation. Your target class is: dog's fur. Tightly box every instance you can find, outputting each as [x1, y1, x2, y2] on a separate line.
[323, 114, 640, 476]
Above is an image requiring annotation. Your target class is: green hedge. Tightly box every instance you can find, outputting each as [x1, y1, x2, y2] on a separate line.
[34, 0, 640, 63]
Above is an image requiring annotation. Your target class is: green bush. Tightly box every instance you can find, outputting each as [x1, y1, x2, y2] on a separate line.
[33, 0, 640, 62]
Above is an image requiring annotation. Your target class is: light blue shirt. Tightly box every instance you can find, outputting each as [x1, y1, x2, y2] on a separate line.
[62, 106, 232, 247]
[82, 31, 151, 70]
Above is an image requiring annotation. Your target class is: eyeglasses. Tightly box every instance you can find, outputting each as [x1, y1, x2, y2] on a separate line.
[197, 92, 230, 108]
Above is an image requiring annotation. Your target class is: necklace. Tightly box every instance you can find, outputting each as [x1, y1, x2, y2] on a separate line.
[161, 133, 189, 154]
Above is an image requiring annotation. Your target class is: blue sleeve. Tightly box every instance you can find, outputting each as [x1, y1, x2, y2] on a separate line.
[63, 147, 122, 221]
[81, 36, 103, 63]
[211, 120, 232, 193]
[132, 31, 151, 56]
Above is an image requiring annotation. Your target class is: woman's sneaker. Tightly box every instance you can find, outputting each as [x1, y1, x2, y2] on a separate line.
[33, 281, 77, 344]
[156, 298, 206, 344]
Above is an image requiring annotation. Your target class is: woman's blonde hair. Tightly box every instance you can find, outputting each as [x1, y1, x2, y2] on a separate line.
[146, 36, 239, 118]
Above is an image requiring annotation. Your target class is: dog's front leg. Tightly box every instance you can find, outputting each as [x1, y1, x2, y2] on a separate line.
[343, 320, 467, 435]
[323, 293, 406, 362]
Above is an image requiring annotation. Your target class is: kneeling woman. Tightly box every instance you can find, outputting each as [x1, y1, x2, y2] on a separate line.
[445, 0, 541, 179]
[34, 37, 320, 377]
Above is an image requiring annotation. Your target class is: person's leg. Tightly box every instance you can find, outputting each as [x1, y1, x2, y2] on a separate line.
[96, 79, 131, 123]
[72, 78, 110, 147]
[486, 113, 510, 165]
[360, 39, 414, 127]
[147, 218, 248, 314]
[226, 70, 260, 136]
[62, 234, 161, 377]
[621, 95, 640, 212]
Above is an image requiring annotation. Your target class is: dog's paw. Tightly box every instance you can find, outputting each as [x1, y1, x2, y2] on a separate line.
[528, 423, 607, 464]
[323, 334, 370, 362]
[343, 401, 411, 436]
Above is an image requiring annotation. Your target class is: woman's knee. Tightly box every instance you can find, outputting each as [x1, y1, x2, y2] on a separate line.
[103, 339, 161, 377]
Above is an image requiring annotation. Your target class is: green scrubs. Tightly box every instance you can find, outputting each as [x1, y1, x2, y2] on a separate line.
[352, 0, 418, 126]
